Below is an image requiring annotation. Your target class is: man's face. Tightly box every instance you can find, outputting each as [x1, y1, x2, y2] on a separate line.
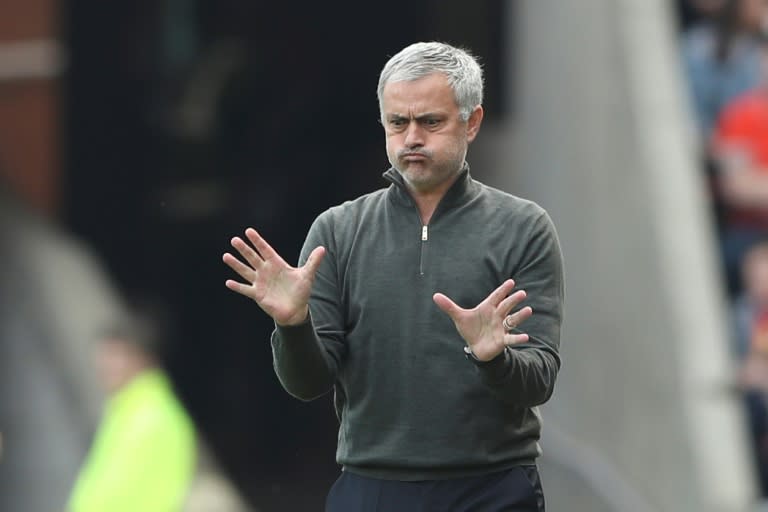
[381, 73, 482, 194]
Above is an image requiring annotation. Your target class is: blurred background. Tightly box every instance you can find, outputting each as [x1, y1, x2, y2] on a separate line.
[2, 0, 768, 510]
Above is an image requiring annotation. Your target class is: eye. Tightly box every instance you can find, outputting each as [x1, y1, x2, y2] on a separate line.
[387, 117, 408, 131]
[422, 117, 442, 128]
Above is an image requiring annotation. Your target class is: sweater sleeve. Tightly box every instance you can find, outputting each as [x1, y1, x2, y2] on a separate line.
[271, 210, 347, 401]
[474, 209, 564, 407]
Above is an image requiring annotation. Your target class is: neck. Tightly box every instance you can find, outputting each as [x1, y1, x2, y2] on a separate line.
[405, 171, 461, 225]
[411, 193, 441, 225]
[108, 363, 155, 395]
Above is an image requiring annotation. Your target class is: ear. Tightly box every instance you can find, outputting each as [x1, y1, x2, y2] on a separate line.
[466, 105, 484, 143]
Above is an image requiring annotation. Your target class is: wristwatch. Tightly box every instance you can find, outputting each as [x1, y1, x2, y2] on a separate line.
[463, 345, 505, 365]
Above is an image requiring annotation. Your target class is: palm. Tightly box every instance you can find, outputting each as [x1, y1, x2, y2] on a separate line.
[433, 279, 532, 362]
[250, 261, 314, 324]
[450, 306, 506, 359]
[223, 228, 326, 326]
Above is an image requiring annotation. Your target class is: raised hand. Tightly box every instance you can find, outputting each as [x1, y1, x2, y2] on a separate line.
[433, 279, 533, 362]
[222, 228, 326, 326]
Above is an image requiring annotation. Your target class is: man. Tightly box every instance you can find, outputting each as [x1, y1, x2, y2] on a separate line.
[223, 41, 564, 511]
[67, 302, 197, 512]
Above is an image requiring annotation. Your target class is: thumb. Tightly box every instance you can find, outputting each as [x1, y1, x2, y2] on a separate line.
[303, 246, 326, 277]
[433, 292, 463, 319]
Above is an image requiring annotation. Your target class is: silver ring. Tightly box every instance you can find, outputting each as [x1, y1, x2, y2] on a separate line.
[503, 316, 514, 331]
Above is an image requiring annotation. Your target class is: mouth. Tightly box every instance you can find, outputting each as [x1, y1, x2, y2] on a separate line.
[402, 153, 427, 162]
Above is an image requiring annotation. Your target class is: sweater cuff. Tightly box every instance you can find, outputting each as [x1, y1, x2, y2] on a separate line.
[472, 348, 511, 384]
[273, 313, 315, 346]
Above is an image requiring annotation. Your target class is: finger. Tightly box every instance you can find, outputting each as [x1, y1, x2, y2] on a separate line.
[485, 279, 516, 307]
[224, 279, 255, 299]
[245, 228, 284, 264]
[302, 246, 326, 277]
[497, 289, 527, 316]
[503, 307, 533, 331]
[222, 253, 256, 282]
[231, 236, 264, 269]
[503, 332, 529, 346]
[433, 293, 464, 319]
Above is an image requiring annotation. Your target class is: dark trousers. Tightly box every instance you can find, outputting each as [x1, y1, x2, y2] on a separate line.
[325, 466, 545, 512]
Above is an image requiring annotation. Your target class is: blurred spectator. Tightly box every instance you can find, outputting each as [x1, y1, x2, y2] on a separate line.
[711, 36, 768, 294]
[679, 0, 766, 265]
[680, 0, 766, 145]
[731, 239, 768, 497]
[67, 300, 197, 512]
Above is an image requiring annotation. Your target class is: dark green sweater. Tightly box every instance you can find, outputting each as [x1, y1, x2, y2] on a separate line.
[271, 166, 564, 481]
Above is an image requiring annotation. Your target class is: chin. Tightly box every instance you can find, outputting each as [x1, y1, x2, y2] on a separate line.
[402, 169, 434, 186]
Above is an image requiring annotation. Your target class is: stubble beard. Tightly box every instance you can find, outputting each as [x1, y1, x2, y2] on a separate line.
[399, 162, 456, 193]
[391, 144, 467, 194]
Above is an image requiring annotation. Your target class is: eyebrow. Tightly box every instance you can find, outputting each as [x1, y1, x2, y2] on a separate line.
[386, 112, 444, 121]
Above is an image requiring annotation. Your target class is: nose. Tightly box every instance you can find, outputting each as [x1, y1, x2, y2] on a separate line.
[403, 121, 425, 149]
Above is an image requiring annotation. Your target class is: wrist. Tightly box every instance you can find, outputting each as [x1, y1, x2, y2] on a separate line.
[463, 345, 505, 365]
[275, 307, 310, 327]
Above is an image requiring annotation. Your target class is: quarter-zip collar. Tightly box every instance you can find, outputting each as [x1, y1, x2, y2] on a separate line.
[383, 162, 479, 213]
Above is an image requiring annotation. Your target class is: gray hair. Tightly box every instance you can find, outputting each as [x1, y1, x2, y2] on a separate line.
[377, 41, 484, 122]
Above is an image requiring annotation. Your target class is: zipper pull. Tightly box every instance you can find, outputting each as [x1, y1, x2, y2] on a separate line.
[421, 225, 428, 241]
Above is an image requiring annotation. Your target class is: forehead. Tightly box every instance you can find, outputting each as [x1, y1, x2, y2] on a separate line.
[381, 73, 457, 114]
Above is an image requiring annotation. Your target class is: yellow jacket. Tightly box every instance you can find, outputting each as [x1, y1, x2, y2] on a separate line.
[68, 369, 196, 512]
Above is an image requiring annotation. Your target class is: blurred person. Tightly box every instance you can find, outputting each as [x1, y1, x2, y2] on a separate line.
[680, 0, 767, 258]
[680, 0, 767, 144]
[67, 300, 197, 512]
[711, 35, 768, 295]
[223, 41, 563, 511]
[731, 239, 768, 496]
